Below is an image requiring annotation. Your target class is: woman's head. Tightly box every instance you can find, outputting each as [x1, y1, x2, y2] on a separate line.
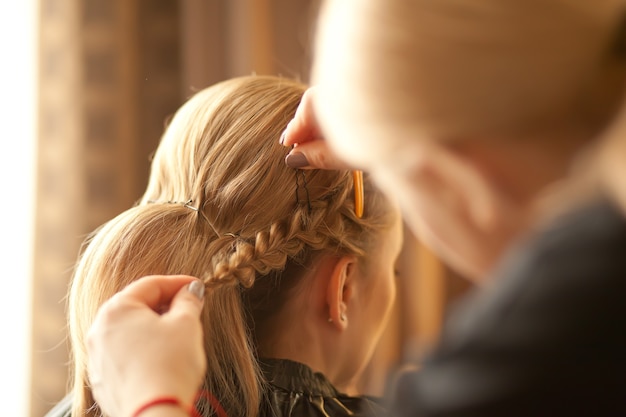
[69, 75, 397, 417]
[312, 0, 626, 279]
[313, 0, 626, 164]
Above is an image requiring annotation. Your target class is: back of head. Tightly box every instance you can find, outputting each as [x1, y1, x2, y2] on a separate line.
[313, 0, 626, 166]
[68, 75, 392, 417]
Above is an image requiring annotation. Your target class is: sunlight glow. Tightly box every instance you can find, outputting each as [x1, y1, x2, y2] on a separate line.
[0, 2, 38, 416]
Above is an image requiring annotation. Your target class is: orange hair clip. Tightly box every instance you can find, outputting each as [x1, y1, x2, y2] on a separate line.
[353, 170, 364, 218]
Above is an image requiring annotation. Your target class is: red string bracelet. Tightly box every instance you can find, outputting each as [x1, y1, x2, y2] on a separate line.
[131, 396, 195, 417]
[195, 389, 228, 417]
[130, 390, 228, 417]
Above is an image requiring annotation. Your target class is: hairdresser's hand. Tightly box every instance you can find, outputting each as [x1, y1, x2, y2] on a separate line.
[281, 87, 353, 170]
[87, 275, 206, 417]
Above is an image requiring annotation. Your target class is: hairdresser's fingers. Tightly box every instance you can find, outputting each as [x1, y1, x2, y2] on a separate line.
[114, 275, 199, 312]
[162, 281, 207, 389]
[284, 141, 354, 170]
[166, 280, 205, 319]
[280, 87, 324, 147]
[87, 277, 206, 417]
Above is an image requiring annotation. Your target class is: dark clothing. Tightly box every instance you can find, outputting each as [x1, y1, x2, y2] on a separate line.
[44, 358, 387, 417]
[260, 358, 387, 417]
[392, 197, 626, 417]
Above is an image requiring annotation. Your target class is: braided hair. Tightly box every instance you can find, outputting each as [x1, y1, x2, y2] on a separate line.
[68, 75, 394, 417]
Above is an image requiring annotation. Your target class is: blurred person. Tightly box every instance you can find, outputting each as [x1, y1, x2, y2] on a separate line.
[44, 75, 402, 417]
[290, 0, 626, 415]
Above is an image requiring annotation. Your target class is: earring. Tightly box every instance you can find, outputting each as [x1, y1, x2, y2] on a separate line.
[328, 317, 333, 323]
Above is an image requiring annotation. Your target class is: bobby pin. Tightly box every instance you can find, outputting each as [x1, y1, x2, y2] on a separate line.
[295, 169, 312, 214]
[146, 199, 220, 237]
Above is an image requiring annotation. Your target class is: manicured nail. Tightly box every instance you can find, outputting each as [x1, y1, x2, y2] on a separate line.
[285, 152, 309, 168]
[279, 131, 286, 145]
[188, 280, 205, 300]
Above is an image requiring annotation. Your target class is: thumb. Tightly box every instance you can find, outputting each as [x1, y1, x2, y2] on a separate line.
[167, 279, 205, 318]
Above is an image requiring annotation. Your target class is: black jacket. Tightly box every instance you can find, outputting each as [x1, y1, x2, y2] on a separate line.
[392, 197, 626, 417]
[44, 358, 387, 417]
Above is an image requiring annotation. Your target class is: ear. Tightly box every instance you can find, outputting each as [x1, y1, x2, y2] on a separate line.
[414, 141, 497, 227]
[326, 256, 357, 331]
[401, 140, 522, 280]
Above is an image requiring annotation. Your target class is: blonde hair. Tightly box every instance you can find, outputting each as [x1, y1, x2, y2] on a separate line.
[68, 75, 392, 417]
[313, 0, 626, 166]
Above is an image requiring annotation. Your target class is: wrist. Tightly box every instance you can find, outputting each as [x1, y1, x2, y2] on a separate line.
[131, 396, 196, 417]
[128, 390, 226, 417]
[134, 403, 190, 417]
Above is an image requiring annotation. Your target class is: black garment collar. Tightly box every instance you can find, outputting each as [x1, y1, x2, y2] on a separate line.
[259, 358, 341, 397]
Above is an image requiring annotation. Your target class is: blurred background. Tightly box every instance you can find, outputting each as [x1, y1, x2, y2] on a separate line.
[1, 1, 474, 416]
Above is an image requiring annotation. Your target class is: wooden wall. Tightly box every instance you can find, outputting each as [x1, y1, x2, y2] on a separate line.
[33, 1, 183, 415]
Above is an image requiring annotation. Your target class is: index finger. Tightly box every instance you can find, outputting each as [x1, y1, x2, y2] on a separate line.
[281, 87, 324, 147]
[120, 275, 200, 311]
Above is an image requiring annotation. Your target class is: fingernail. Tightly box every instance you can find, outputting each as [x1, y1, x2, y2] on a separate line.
[279, 131, 286, 145]
[285, 152, 309, 168]
[188, 280, 205, 300]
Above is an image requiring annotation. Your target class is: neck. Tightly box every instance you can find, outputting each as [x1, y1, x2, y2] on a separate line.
[257, 310, 357, 393]
[255, 257, 362, 395]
